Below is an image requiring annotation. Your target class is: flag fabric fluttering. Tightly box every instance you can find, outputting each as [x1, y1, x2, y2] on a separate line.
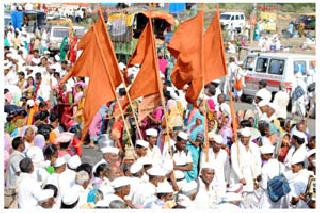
[60, 10, 122, 139]
[167, 11, 203, 91]
[126, 19, 161, 101]
[204, 5, 228, 84]
[168, 7, 227, 105]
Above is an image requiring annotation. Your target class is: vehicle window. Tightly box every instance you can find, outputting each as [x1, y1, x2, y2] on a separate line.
[53, 29, 69, 38]
[244, 56, 255, 71]
[294, 60, 307, 75]
[268, 59, 284, 75]
[235, 15, 239, 20]
[241, 14, 245, 20]
[309, 60, 316, 70]
[256, 58, 268, 73]
[74, 29, 85, 37]
[231, 15, 234, 20]
[220, 14, 231, 20]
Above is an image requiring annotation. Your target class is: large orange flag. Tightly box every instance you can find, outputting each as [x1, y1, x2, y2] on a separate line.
[60, 10, 122, 139]
[186, 6, 228, 104]
[204, 5, 227, 84]
[127, 19, 161, 101]
[167, 11, 203, 90]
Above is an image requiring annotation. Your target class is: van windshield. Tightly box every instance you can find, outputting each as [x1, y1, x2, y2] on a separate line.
[220, 14, 231, 20]
[294, 60, 307, 75]
[53, 29, 69, 38]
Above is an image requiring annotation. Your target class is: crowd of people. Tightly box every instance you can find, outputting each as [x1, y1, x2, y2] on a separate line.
[4, 5, 316, 210]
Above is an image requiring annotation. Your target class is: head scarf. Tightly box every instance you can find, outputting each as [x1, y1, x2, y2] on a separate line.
[34, 134, 45, 149]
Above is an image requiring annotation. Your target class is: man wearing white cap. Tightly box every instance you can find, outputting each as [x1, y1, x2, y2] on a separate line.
[126, 160, 144, 201]
[283, 130, 307, 173]
[135, 140, 149, 159]
[193, 163, 220, 208]
[259, 144, 286, 208]
[110, 176, 132, 207]
[288, 152, 314, 208]
[26, 146, 48, 183]
[172, 132, 193, 186]
[95, 147, 120, 170]
[145, 128, 162, 167]
[200, 133, 230, 196]
[132, 167, 166, 208]
[230, 127, 261, 193]
[62, 155, 82, 189]
[144, 182, 175, 209]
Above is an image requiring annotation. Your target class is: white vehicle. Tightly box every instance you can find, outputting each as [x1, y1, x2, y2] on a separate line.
[242, 52, 316, 102]
[48, 26, 70, 53]
[219, 12, 246, 33]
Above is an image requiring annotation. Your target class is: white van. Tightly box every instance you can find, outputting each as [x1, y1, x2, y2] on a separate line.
[219, 12, 246, 33]
[242, 53, 316, 101]
[48, 26, 70, 53]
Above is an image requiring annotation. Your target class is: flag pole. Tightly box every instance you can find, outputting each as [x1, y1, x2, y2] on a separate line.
[92, 11, 133, 147]
[199, 4, 209, 162]
[105, 6, 143, 140]
[149, 16, 172, 157]
[119, 71, 143, 140]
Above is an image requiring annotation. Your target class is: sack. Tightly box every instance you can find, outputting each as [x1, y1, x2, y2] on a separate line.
[234, 78, 243, 91]
[292, 86, 305, 101]
[308, 83, 315, 93]
[267, 174, 291, 202]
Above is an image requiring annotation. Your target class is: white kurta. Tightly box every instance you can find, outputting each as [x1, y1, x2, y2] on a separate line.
[288, 169, 314, 208]
[132, 182, 156, 208]
[273, 90, 290, 119]
[230, 141, 262, 192]
[200, 149, 230, 194]
[17, 173, 43, 208]
[259, 158, 288, 208]
[193, 178, 220, 208]
[147, 146, 163, 167]
[283, 144, 307, 173]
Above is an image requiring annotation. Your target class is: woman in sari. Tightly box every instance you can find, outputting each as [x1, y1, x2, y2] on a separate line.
[185, 114, 204, 182]
[218, 113, 233, 153]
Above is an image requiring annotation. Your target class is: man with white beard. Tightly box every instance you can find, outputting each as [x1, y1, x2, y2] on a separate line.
[200, 133, 230, 196]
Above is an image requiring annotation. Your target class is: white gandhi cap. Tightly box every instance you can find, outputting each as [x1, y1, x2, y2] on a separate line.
[260, 144, 275, 154]
[130, 160, 143, 174]
[178, 132, 188, 141]
[146, 128, 157, 137]
[240, 127, 251, 137]
[38, 189, 54, 202]
[156, 182, 173, 193]
[54, 157, 66, 168]
[112, 176, 131, 188]
[67, 155, 82, 170]
[209, 133, 223, 144]
[101, 147, 120, 155]
[147, 167, 166, 176]
[136, 139, 149, 148]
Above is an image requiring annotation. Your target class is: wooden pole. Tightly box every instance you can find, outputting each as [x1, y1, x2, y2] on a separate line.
[149, 15, 172, 157]
[118, 71, 143, 140]
[92, 11, 133, 147]
[106, 10, 143, 140]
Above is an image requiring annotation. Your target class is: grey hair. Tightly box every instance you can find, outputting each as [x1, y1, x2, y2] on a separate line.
[109, 200, 126, 208]
[75, 170, 90, 185]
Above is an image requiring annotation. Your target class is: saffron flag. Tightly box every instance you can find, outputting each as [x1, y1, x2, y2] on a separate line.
[167, 11, 203, 90]
[127, 19, 161, 101]
[60, 10, 122, 139]
[204, 5, 227, 84]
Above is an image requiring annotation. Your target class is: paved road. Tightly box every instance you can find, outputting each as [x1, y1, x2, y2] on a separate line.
[81, 102, 315, 166]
